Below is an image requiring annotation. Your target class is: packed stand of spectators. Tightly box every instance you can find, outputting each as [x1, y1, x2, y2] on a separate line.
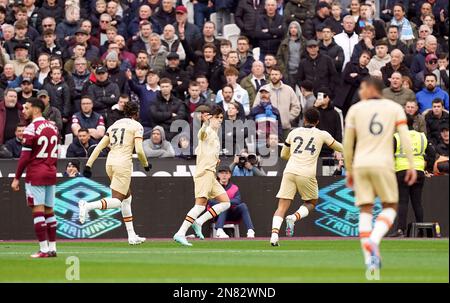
[0, 0, 448, 174]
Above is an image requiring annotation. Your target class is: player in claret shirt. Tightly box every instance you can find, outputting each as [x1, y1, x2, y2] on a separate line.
[11, 98, 59, 258]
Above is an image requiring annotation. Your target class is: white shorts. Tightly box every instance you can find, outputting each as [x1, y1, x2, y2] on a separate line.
[25, 183, 55, 208]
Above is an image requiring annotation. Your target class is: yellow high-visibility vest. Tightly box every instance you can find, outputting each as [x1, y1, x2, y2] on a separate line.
[394, 130, 427, 172]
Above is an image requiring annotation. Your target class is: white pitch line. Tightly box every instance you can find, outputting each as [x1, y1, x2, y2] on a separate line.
[0, 249, 335, 255]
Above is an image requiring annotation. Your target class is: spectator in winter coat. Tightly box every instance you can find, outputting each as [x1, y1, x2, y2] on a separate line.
[319, 25, 345, 73]
[160, 52, 190, 99]
[240, 60, 267, 108]
[104, 51, 129, 95]
[42, 67, 71, 121]
[160, 24, 186, 62]
[36, 0, 65, 32]
[173, 5, 201, 43]
[381, 49, 412, 87]
[367, 39, 392, 76]
[86, 66, 120, 118]
[334, 50, 371, 116]
[38, 89, 63, 134]
[382, 71, 417, 107]
[405, 100, 427, 134]
[235, 0, 266, 47]
[129, 20, 153, 56]
[149, 78, 187, 141]
[0, 89, 26, 145]
[425, 98, 449, 146]
[148, 33, 168, 73]
[55, 4, 80, 42]
[66, 128, 108, 158]
[314, 87, 343, 160]
[334, 15, 359, 69]
[128, 5, 162, 38]
[303, 1, 331, 40]
[107, 94, 129, 129]
[249, 86, 283, 140]
[192, 43, 225, 93]
[143, 125, 175, 158]
[215, 67, 250, 116]
[70, 57, 91, 112]
[4, 123, 26, 158]
[386, 24, 409, 55]
[296, 39, 339, 97]
[283, 0, 315, 32]
[255, 0, 285, 59]
[126, 68, 160, 132]
[153, 0, 176, 29]
[183, 81, 213, 124]
[355, 2, 387, 40]
[276, 21, 305, 89]
[350, 24, 376, 63]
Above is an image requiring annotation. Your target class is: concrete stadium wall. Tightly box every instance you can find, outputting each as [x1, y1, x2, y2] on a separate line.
[1, 176, 448, 240]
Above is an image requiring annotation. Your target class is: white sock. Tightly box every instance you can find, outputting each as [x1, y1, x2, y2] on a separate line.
[121, 196, 136, 237]
[48, 241, 56, 252]
[86, 197, 122, 211]
[359, 212, 373, 265]
[271, 216, 283, 235]
[176, 205, 206, 236]
[370, 208, 397, 245]
[39, 241, 49, 253]
[195, 202, 231, 226]
[289, 205, 310, 222]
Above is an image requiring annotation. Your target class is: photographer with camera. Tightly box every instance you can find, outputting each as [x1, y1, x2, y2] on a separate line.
[229, 150, 267, 176]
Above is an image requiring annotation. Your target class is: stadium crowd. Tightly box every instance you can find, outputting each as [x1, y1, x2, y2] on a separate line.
[0, 0, 448, 175]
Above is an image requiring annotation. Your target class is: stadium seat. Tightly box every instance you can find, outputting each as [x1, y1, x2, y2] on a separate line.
[223, 24, 240, 39]
[183, 0, 194, 24]
[210, 12, 217, 35]
[211, 222, 240, 238]
[227, 34, 239, 49]
[252, 47, 260, 61]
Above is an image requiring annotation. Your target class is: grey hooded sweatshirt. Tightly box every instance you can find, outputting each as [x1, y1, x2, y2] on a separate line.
[143, 126, 175, 158]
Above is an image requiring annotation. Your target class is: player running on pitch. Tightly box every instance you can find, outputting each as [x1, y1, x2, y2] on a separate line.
[270, 107, 343, 246]
[11, 98, 59, 258]
[343, 77, 416, 273]
[78, 101, 151, 245]
[173, 105, 231, 246]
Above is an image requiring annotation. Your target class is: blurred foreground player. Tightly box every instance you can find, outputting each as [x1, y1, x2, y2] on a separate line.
[173, 105, 231, 246]
[343, 77, 417, 274]
[11, 98, 59, 258]
[78, 102, 151, 245]
[270, 108, 343, 246]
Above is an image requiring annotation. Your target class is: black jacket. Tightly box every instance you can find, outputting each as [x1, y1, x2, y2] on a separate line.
[255, 14, 285, 56]
[235, 0, 266, 39]
[381, 62, 412, 87]
[296, 53, 339, 96]
[149, 92, 187, 140]
[66, 138, 108, 158]
[4, 137, 21, 158]
[159, 67, 191, 99]
[107, 67, 130, 95]
[425, 111, 449, 146]
[319, 39, 345, 72]
[42, 80, 72, 118]
[350, 39, 376, 63]
[193, 57, 225, 93]
[303, 14, 329, 40]
[86, 79, 120, 113]
[316, 102, 342, 157]
[355, 18, 386, 40]
[152, 8, 176, 30]
[334, 62, 370, 115]
[37, 2, 65, 32]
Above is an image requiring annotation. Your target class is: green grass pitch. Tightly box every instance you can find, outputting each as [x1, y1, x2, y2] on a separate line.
[0, 239, 448, 283]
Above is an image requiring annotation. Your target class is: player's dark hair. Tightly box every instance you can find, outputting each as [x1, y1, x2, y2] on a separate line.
[406, 114, 415, 130]
[361, 76, 384, 94]
[124, 101, 139, 118]
[304, 108, 320, 125]
[27, 98, 45, 113]
[210, 105, 224, 117]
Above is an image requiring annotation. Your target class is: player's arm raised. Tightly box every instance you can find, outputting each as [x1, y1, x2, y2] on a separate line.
[134, 137, 151, 171]
[199, 113, 212, 141]
[396, 112, 417, 185]
[84, 135, 110, 177]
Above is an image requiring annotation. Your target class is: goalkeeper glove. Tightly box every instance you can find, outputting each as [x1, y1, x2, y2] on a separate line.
[83, 166, 92, 178]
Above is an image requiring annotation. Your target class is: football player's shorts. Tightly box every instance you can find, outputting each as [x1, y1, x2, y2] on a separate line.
[25, 183, 55, 208]
[353, 167, 399, 206]
[276, 173, 319, 201]
[194, 170, 226, 199]
[106, 165, 132, 196]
